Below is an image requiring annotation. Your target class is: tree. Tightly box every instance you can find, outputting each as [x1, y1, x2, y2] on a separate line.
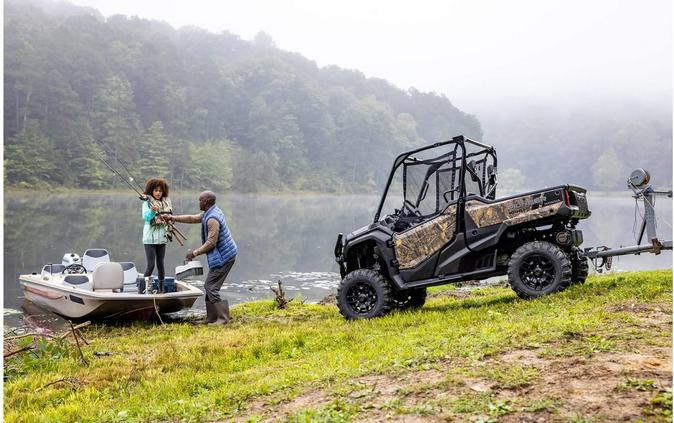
[92, 75, 140, 170]
[4, 120, 60, 188]
[184, 140, 234, 191]
[591, 148, 625, 190]
[137, 121, 170, 180]
[65, 117, 109, 188]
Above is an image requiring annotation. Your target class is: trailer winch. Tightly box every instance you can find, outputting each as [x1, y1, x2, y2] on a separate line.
[583, 168, 672, 272]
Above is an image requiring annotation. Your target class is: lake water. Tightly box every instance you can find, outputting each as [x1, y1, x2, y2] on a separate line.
[4, 191, 672, 328]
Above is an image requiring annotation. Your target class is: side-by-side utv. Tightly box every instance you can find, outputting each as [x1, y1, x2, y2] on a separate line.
[334, 135, 593, 319]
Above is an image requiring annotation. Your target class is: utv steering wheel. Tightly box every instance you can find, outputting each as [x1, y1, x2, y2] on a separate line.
[62, 264, 87, 275]
[403, 200, 423, 217]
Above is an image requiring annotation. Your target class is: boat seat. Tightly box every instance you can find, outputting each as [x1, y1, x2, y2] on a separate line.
[41, 264, 67, 279]
[63, 275, 92, 290]
[83, 249, 110, 272]
[120, 262, 139, 292]
[91, 262, 124, 293]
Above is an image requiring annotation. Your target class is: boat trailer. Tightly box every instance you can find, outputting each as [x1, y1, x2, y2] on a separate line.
[583, 168, 672, 272]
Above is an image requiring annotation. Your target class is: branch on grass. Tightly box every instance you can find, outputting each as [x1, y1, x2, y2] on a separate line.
[270, 280, 293, 309]
[37, 377, 82, 392]
[3, 321, 91, 360]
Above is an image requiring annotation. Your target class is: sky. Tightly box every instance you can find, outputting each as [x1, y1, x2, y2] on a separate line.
[66, 0, 672, 114]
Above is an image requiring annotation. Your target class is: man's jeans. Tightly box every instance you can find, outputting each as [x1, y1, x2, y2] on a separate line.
[204, 258, 235, 303]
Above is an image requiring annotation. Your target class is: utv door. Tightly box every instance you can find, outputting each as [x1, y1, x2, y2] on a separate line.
[392, 158, 462, 281]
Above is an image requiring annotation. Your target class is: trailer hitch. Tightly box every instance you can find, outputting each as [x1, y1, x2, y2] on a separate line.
[583, 168, 672, 272]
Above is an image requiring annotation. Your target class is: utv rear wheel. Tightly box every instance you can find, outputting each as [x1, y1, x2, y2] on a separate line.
[391, 288, 427, 310]
[571, 253, 589, 285]
[507, 241, 572, 299]
[337, 269, 392, 320]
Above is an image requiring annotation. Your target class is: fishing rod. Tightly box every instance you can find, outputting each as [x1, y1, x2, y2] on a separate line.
[95, 150, 146, 200]
[92, 139, 146, 194]
[93, 141, 189, 246]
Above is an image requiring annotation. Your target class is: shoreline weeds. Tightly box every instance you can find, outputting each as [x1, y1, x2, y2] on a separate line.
[4, 270, 672, 422]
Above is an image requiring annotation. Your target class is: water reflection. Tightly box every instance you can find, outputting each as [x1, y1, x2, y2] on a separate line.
[4, 191, 672, 328]
[4, 193, 375, 327]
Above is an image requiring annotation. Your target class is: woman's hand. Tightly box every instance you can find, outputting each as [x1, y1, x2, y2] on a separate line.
[151, 203, 158, 212]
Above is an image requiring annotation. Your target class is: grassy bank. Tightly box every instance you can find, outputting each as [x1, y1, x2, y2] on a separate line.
[4, 270, 672, 422]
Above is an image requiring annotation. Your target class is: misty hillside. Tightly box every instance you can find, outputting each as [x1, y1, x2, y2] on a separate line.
[3, 0, 481, 192]
[483, 100, 672, 191]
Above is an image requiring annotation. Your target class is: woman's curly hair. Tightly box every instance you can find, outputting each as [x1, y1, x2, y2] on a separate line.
[144, 178, 170, 198]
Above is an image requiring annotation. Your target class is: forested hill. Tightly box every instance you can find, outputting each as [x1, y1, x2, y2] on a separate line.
[4, 0, 482, 193]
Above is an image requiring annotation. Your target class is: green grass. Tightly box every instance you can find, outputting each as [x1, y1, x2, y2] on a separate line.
[3, 270, 672, 422]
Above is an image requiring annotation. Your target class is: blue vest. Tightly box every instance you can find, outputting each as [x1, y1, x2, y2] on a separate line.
[202, 205, 237, 269]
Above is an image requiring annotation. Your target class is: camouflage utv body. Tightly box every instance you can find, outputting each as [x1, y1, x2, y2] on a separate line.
[334, 136, 591, 320]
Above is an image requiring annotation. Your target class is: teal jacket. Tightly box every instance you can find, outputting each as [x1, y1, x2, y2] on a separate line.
[142, 201, 168, 245]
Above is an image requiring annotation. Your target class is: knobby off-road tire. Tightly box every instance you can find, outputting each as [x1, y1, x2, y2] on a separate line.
[570, 248, 589, 285]
[507, 241, 572, 299]
[390, 288, 427, 310]
[337, 269, 392, 320]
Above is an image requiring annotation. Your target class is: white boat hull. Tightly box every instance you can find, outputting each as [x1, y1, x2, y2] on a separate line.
[19, 274, 202, 321]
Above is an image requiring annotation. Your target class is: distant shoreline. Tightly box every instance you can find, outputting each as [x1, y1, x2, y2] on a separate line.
[4, 188, 634, 197]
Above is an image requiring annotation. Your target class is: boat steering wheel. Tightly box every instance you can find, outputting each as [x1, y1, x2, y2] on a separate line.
[62, 264, 87, 274]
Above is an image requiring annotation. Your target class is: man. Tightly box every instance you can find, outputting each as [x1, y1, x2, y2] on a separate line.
[169, 191, 237, 324]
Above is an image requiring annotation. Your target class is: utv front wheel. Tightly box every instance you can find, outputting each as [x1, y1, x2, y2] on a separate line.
[391, 288, 427, 310]
[337, 269, 392, 320]
[507, 241, 572, 299]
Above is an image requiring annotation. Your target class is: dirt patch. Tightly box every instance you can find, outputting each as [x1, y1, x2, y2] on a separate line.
[428, 288, 475, 300]
[317, 293, 337, 305]
[237, 306, 672, 422]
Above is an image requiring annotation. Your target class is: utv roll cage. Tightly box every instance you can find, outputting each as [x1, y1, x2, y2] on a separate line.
[373, 135, 498, 223]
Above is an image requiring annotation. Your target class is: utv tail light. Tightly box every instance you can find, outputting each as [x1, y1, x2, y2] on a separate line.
[563, 190, 571, 207]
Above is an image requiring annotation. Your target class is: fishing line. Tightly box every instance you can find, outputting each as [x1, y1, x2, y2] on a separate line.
[95, 151, 146, 199]
[91, 138, 145, 193]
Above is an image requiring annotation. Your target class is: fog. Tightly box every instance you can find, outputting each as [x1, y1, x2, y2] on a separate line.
[65, 0, 671, 114]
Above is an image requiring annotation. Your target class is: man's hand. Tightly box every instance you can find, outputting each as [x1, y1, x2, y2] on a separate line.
[186, 249, 195, 261]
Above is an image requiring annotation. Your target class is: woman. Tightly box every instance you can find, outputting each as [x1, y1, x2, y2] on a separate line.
[142, 178, 172, 291]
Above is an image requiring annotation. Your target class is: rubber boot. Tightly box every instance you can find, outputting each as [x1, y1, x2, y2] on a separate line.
[193, 302, 216, 324]
[159, 279, 164, 294]
[208, 300, 230, 325]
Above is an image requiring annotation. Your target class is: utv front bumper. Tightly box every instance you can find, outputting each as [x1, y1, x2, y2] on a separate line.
[334, 233, 346, 277]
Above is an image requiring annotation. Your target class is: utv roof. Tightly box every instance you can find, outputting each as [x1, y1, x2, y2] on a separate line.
[392, 135, 495, 169]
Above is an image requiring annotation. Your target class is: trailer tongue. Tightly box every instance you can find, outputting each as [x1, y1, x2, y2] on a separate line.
[583, 168, 672, 272]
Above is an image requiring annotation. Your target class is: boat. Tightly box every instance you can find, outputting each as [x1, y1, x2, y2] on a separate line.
[18, 249, 204, 321]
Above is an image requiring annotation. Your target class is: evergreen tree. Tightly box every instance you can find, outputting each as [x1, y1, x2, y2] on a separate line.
[4, 120, 60, 188]
[137, 121, 170, 180]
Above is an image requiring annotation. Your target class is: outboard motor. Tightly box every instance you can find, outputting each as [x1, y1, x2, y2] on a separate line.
[62, 253, 81, 266]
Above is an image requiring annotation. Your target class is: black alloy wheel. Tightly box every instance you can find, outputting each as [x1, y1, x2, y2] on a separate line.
[346, 282, 378, 313]
[519, 254, 556, 290]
